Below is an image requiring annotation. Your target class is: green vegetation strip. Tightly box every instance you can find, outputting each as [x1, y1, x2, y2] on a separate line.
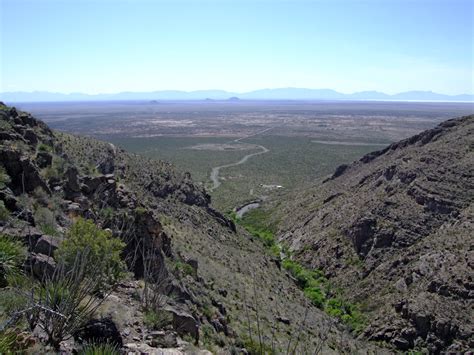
[232, 208, 366, 333]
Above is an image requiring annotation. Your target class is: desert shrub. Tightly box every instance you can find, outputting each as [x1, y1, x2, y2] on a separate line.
[37, 143, 52, 153]
[32, 186, 50, 206]
[238, 334, 274, 355]
[0, 329, 33, 353]
[99, 207, 115, 221]
[303, 286, 325, 308]
[0, 235, 26, 287]
[80, 341, 119, 355]
[172, 261, 194, 278]
[0, 119, 12, 131]
[325, 297, 366, 333]
[0, 201, 9, 223]
[33, 207, 58, 236]
[43, 156, 67, 180]
[0, 287, 29, 321]
[55, 218, 126, 291]
[0, 166, 10, 189]
[236, 209, 279, 258]
[143, 309, 172, 330]
[0, 330, 17, 353]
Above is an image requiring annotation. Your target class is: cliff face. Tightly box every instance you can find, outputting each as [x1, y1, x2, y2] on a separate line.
[277, 115, 474, 352]
[0, 103, 383, 353]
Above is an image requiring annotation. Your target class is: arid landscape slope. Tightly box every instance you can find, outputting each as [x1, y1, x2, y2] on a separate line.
[0, 103, 385, 353]
[276, 115, 474, 352]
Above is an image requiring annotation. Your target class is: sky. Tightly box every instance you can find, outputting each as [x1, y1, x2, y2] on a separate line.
[1, 0, 473, 95]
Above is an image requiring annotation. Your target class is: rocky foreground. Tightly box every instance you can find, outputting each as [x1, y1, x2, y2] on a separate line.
[277, 115, 474, 352]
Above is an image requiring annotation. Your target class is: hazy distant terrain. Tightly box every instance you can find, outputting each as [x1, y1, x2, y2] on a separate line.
[2, 88, 474, 102]
[14, 100, 474, 210]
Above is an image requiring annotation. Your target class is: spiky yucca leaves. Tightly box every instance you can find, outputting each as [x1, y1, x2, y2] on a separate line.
[0, 235, 26, 287]
[79, 341, 119, 355]
[29, 251, 105, 349]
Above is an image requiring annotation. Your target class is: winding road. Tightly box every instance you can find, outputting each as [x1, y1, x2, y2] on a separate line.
[209, 127, 274, 191]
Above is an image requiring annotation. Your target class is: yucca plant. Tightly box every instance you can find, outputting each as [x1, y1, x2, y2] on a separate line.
[0, 235, 26, 287]
[0, 329, 34, 353]
[29, 251, 106, 349]
[80, 341, 119, 355]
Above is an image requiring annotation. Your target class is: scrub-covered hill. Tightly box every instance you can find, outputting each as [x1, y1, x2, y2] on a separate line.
[276, 115, 474, 352]
[0, 103, 380, 353]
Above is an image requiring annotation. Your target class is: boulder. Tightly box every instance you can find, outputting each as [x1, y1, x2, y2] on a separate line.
[146, 330, 178, 348]
[392, 336, 411, 350]
[82, 176, 103, 195]
[211, 316, 228, 335]
[64, 166, 81, 193]
[26, 253, 56, 279]
[346, 217, 376, 256]
[97, 156, 115, 175]
[34, 235, 60, 256]
[163, 306, 199, 342]
[0, 149, 50, 194]
[0, 188, 18, 211]
[23, 129, 38, 144]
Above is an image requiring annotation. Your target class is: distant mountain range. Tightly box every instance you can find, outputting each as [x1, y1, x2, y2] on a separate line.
[1, 88, 473, 102]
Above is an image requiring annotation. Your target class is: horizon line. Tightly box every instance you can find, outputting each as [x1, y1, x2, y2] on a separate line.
[1, 87, 474, 96]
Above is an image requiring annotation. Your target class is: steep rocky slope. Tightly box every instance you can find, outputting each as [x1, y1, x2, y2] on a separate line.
[277, 115, 474, 352]
[0, 103, 383, 353]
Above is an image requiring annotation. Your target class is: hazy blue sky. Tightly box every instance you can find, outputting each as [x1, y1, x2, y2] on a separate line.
[1, 0, 473, 94]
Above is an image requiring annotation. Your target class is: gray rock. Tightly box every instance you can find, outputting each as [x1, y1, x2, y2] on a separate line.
[147, 330, 178, 348]
[23, 129, 38, 144]
[65, 166, 81, 193]
[34, 235, 60, 256]
[163, 306, 199, 342]
[392, 336, 411, 350]
[97, 157, 115, 175]
[0, 149, 50, 194]
[26, 253, 57, 279]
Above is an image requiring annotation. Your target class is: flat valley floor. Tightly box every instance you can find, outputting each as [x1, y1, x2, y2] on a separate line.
[16, 100, 474, 211]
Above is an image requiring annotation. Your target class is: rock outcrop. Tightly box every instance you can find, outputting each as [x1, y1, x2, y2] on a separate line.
[278, 115, 474, 352]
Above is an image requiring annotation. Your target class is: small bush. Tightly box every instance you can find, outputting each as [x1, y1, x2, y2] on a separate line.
[325, 297, 366, 334]
[43, 156, 66, 180]
[172, 261, 195, 278]
[0, 166, 10, 189]
[0, 235, 26, 287]
[0, 329, 33, 353]
[0, 201, 9, 223]
[143, 309, 172, 330]
[0, 287, 28, 320]
[34, 207, 58, 236]
[0, 330, 17, 353]
[80, 342, 119, 355]
[55, 218, 126, 291]
[304, 286, 325, 308]
[238, 334, 273, 355]
[37, 143, 53, 153]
